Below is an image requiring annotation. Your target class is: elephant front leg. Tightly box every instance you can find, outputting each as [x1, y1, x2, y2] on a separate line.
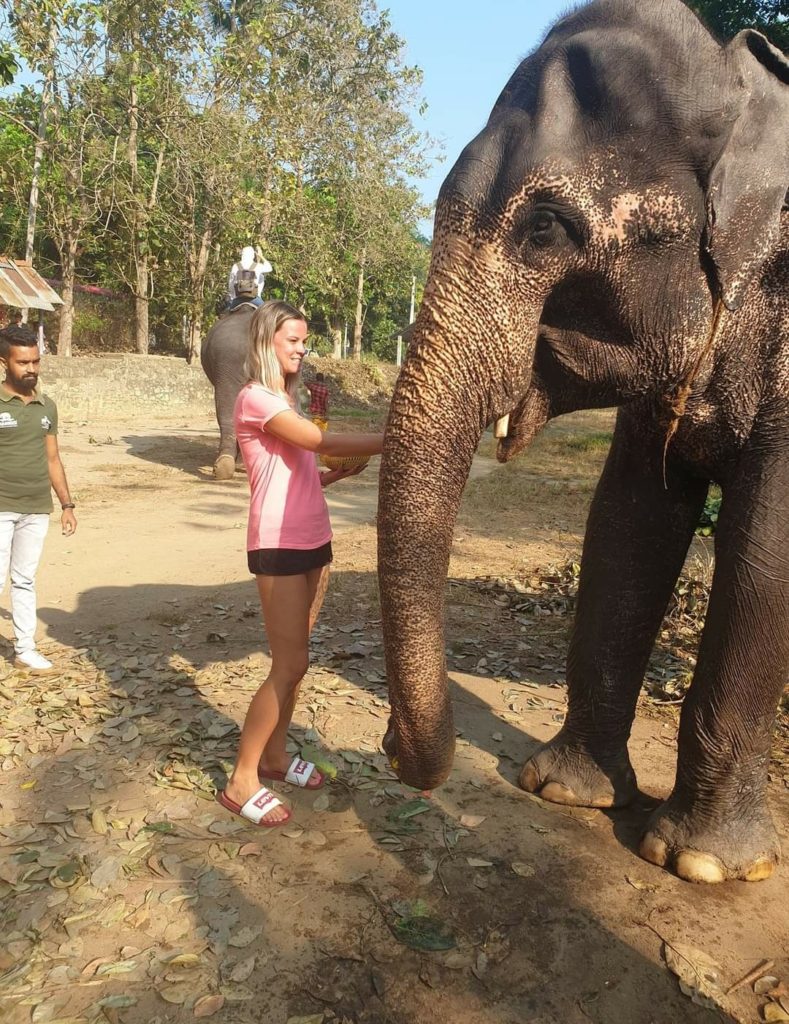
[212, 376, 244, 480]
[521, 415, 708, 808]
[640, 441, 788, 882]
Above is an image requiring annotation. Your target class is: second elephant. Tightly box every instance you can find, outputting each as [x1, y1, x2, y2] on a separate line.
[200, 303, 256, 480]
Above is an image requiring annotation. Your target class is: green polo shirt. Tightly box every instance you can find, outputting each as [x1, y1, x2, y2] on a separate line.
[0, 386, 58, 513]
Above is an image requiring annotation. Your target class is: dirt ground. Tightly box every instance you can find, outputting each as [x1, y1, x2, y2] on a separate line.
[0, 403, 787, 1024]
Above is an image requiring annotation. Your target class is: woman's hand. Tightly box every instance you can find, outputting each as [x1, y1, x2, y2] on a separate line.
[320, 463, 368, 487]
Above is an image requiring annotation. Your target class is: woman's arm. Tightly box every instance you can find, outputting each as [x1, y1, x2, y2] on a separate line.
[264, 410, 383, 457]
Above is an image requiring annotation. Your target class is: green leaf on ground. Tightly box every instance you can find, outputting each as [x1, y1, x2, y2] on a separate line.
[299, 745, 338, 779]
[387, 798, 430, 822]
[389, 899, 455, 951]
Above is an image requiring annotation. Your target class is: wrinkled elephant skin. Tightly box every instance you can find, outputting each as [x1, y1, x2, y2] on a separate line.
[378, 0, 789, 883]
[200, 305, 255, 478]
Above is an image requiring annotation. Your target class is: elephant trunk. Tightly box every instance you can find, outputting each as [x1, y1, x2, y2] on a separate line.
[378, 251, 542, 789]
[378, 354, 477, 790]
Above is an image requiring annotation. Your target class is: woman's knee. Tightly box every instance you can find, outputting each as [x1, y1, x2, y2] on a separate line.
[274, 653, 309, 685]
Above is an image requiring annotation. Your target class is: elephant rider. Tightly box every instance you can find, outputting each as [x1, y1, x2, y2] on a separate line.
[227, 269, 263, 311]
[227, 245, 272, 307]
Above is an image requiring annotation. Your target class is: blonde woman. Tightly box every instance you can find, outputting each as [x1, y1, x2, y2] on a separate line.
[218, 301, 383, 826]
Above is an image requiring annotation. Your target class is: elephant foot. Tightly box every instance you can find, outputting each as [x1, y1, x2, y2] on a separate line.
[519, 732, 638, 808]
[639, 795, 780, 883]
[213, 454, 236, 480]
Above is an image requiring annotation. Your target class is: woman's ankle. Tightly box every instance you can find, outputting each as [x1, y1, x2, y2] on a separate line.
[227, 767, 260, 793]
[259, 741, 288, 764]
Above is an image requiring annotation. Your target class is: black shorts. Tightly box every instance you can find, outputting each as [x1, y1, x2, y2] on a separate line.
[248, 541, 333, 576]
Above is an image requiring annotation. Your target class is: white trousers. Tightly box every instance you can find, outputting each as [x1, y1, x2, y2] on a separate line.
[0, 512, 50, 654]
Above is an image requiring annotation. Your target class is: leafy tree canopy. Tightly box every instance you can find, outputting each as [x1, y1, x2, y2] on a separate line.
[686, 0, 789, 51]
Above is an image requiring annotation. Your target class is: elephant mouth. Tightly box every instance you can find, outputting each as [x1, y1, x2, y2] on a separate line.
[494, 384, 552, 463]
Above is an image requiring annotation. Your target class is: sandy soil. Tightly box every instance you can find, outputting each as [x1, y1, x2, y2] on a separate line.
[0, 410, 787, 1024]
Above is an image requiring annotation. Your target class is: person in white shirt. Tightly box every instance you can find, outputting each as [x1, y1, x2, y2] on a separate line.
[227, 246, 272, 306]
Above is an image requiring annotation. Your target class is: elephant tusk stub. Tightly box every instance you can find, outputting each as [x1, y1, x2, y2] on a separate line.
[494, 414, 510, 439]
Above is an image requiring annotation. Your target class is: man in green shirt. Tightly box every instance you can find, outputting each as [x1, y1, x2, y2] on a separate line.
[0, 324, 77, 674]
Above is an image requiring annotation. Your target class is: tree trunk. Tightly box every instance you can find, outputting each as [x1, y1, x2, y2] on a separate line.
[126, 44, 148, 354]
[186, 225, 212, 364]
[57, 238, 78, 358]
[330, 315, 343, 359]
[187, 314, 203, 366]
[352, 250, 366, 361]
[135, 261, 149, 354]
[21, 22, 58, 325]
[132, 143, 165, 356]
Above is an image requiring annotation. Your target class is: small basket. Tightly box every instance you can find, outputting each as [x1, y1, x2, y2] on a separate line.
[319, 454, 370, 471]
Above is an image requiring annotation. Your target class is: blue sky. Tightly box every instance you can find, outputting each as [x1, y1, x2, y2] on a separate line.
[383, 0, 569, 234]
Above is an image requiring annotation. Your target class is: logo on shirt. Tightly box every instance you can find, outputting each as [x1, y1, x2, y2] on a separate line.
[0, 412, 18, 429]
[41, 416, 52, 430]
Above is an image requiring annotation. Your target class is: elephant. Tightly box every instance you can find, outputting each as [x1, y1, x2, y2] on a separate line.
[200, 304, 255, 479]
[378, 0, 789, 884]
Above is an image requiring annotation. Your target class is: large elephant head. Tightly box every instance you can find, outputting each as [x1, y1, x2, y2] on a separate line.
[378, 0, 789, 789]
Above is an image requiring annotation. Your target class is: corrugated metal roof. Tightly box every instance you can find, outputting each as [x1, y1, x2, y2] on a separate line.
[0, 257, 63, 312]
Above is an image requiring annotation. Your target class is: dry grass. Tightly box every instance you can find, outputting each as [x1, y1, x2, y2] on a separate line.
[462, 409, 615, 526]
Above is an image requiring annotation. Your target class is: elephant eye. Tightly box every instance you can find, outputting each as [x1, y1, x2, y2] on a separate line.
[529, 208, 561, 247]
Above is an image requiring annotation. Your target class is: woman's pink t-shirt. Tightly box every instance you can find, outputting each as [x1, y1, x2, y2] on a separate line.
[234, 383, 332, 551]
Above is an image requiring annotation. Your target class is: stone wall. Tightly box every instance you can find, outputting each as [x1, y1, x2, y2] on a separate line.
[40, 354, 214, 421]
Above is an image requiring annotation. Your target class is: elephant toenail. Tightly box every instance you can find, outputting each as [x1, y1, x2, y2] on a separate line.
[539, 781, 580, 805]
[743, 858, 775, 882]
[519, 762, 540, 792]
[639, 832, 669, 867]
[674, 850, 726, 884]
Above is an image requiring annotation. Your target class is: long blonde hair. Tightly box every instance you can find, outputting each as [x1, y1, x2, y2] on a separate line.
[245, 300, 307, 402]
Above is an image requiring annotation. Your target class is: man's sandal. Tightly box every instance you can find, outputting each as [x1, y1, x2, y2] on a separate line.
[216, 786, 291, 827]
[258, 756, 325, 790]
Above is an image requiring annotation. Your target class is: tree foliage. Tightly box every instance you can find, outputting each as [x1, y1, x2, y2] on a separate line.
[686, 0, 789, 51]
[0, 0, 433, 358]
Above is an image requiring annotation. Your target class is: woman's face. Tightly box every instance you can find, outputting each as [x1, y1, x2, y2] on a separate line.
[272, 317, 308, 377]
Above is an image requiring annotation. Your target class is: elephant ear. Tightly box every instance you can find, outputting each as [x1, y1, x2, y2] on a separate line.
[704, 30, 789, 310]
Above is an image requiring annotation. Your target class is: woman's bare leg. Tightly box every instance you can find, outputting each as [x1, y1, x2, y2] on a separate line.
[259, 565, 330, 776]
[223, 572, 312, 821]
[308, 564, 330, 633]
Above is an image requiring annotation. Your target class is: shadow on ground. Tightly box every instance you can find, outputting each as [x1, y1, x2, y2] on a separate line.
[0, 574, 753, 1022]
[120, 433, 223, 480]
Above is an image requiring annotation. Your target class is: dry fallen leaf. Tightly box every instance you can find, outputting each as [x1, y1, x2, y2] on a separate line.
[31, 998, 60, 1022]
[90, 811, 108, 835]
[164, 953, 202, 968]
[228, 926, 262, 948]
[193, 993, 225, 1018]
[229, 956, 256, 983]
[511, 862, 535, 878]
[238, 843, 264, 857]
[664, 941, 724, 1010]
[81, 956, 112, 977]
[625, 875, 657, 892]
[158, 982, 193, 1004]
[764, 1005, 789, 1023]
